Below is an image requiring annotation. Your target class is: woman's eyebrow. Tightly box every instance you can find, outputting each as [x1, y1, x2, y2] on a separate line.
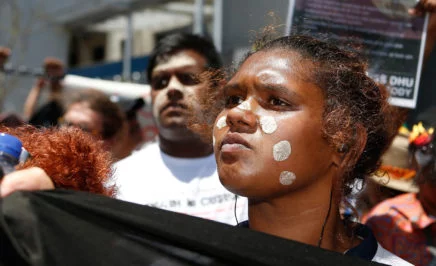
[256, 83, 302, 101]
[222, 83, 242, 93]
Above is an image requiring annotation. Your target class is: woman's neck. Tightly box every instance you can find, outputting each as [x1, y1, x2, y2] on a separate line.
[247, 179, 357, 253]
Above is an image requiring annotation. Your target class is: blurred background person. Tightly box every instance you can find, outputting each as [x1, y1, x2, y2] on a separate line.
[0, 47, 11, 106]
[23, 57, 65, 127]
[61, 89, 128, 162]
[410, 0, 436, 62]
[365, 107, 436, 266]
[357, 132, 419, 220]
[0, 47, 10, 70]
[0, 47, 25, 129]
[114, 33, 248, 225]
[110, 96, 146, 158]
[0, 112, 25, 128]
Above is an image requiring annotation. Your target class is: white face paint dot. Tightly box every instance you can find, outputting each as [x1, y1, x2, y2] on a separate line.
[280, 171, 296, 185]
[237, 101, 251, 111]
[216, 116, 227, 129]
[259, 116, 277, 134]
[273, 141, 291, 161]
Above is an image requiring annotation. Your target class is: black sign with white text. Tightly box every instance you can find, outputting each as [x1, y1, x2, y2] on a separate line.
[286, 0, 429, 108]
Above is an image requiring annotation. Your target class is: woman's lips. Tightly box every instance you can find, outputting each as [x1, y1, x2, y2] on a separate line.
[221, 143, 250, 152]
[220, 133, 251, 152]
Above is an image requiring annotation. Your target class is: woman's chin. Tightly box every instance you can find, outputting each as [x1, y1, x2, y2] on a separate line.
[218, 175, 254, 198]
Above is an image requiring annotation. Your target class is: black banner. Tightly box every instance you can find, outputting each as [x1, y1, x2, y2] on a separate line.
[0, 190, 380, 266]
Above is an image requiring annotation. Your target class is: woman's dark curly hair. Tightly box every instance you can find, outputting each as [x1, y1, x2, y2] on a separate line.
[193, 35, 398, 201]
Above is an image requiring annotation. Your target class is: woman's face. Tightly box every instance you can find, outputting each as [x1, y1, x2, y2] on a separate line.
[213, 49, 338, 200]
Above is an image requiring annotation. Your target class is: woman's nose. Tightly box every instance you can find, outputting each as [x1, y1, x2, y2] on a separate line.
[226, 101, 257, 133]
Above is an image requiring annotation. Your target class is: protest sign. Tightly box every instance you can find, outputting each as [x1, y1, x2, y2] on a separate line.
[286, 0, 429, 108]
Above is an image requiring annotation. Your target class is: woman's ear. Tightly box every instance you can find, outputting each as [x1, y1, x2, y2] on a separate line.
[332, 123, 367, 169]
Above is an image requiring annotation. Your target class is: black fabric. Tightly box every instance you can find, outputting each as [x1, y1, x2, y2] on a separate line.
[28, 100, 63, 127]
[238, 221, 379, 262]
[343, 224, 378, 261]
[0, 190, 381, 266]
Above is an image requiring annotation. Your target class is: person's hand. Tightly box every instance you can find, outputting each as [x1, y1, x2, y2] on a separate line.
[49, 79, 62, 91]
[0, 167, 55, 198]
[0, 47, 11, 67]
[35, 78, 46, 89]
[409, 0, 436, 16]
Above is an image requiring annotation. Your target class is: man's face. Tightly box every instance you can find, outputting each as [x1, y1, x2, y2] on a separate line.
[150, 49, 208, 141]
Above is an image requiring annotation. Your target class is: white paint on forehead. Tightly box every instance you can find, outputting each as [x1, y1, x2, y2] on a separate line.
[279, 171, 296, 186]
[216, 116, 227, 129]
[237, 101, 251, 111]
[152, 53, 198, 73]
[259, 116, 277, 134]
[257, 69, 286, 85]
[273, 140, 291, 161]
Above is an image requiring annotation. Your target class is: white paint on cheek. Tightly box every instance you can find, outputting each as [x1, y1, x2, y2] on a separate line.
[273, 140, 291, 161]
[259, 116, 277, 134]
[216, 116, 227, 129]
[279, 171, 296, 185]
[213, 136, 216, 146]
[237, 101, 251, 111]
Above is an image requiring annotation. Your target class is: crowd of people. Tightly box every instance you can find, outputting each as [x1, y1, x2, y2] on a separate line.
[0, 1, 436, 265]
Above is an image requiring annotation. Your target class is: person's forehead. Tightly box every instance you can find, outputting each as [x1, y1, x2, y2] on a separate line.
[65, 103, 100, 123]
[235, 50, 308, 80]
[152, 50, 207, 74]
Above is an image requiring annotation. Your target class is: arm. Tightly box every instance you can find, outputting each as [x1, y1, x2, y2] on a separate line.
[0, 47, 11, 68]
[410, 0, 436, 62]
[0, 167, 54, 197]
[425, 13, 436, 61]
[23, 79, 45, 120]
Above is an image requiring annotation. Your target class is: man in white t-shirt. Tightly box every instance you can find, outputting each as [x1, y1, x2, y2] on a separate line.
[114, 33, 247, 225]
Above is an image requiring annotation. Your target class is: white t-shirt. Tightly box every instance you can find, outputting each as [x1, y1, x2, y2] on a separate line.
[114, 142, 248, 225]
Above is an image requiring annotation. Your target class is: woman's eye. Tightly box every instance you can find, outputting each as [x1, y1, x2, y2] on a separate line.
[225, 95, 243, 107]
[269, 97, 288, 106]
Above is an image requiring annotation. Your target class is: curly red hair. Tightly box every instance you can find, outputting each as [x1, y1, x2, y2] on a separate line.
[0, 125, 116, 197]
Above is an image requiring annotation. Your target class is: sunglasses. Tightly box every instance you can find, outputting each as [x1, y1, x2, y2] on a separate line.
[151, 72, 201, 90]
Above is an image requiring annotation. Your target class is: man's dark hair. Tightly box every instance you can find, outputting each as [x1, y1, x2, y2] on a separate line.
[146, 33, 222, 81]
